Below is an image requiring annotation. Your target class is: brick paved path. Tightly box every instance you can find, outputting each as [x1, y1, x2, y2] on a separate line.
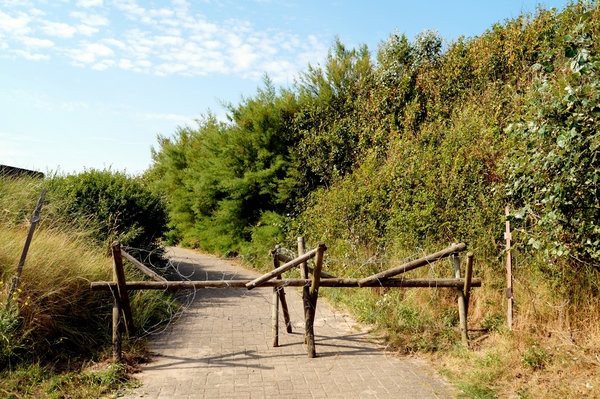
[123, 247, 455, 399]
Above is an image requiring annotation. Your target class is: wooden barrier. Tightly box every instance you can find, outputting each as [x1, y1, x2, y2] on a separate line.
[96, 240, 481, 361]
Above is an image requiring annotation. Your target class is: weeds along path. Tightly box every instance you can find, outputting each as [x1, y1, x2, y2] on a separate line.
[122, 246, 455, 399]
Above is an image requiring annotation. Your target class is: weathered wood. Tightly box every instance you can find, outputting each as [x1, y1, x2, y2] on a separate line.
[112, 242, 135, 336]
[298, 237, 310, 346]
[277, 252, 337, 279]
[14, 189, 45, 279]
[271, 247, 292, 334]
[272, 283, 280, 347]
[91, 277, 482, 291]
[464, 253, 474, 316]
[453, 252, 468, 346]
[246, 247, 319, 290]
[272, 246, 280, 347]
[505, 206, 513, 331]
[357, 243, 467, 287]
[298, 237, 308, 280]
[6, 189, 45, 311]
[121, 249, 167, 282]
[112, 293, 122, 362]
[306, 243, 326, 358]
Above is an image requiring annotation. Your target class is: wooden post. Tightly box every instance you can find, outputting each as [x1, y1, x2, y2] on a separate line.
[277, 278, 292, 333]
[305, 242, 326, 358]
[453, 252, 468, 346]
[505, 206, 513, 331]
[298, 237, 309, 279]
[464, 253, 474, 316]
[298, 237, 310, 345]
[112, 242, 135, 336]
[271, 246, 281, 347]
[6, 189, 45, 311]
[112, 292, 123, 362]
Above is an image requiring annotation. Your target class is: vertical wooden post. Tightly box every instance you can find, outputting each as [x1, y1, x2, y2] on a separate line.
[464, 253, 474, 316]
[453, 251, 468, 346]
[505, 206, 513, 331]
[112, 242, 135, 336]
[305, 242, 326, 358]
[298, 237, 309, 279]
[271, 246, 280, 347]
[278, 281, 292, 334]
[298, 237, 310, 345]
[112, 293, 123, 362]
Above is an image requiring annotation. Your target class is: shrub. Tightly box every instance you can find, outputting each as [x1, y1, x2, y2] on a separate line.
[44, 169, 168, 252]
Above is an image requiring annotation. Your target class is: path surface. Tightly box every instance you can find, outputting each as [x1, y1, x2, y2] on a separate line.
[123, 247, 455, 399]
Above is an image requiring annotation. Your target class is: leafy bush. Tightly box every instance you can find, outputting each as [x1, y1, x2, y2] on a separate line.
[44, 169, 168, 251]
[505, 10, 600, 266]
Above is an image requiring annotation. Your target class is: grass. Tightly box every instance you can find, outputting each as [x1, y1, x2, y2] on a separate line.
[0, 176, 178, 398]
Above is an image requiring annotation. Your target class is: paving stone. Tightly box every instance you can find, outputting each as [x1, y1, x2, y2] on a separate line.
[121, 247, 456, 399]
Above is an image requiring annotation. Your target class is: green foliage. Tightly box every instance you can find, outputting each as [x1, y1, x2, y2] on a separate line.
[149, 76, 298, 254]
[521, 344, 549, 370]
[44, 169, 168, 251]
[505, 6, 600, 265]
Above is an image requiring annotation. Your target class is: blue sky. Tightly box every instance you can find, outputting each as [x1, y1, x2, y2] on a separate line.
[1, 0, 568, 175]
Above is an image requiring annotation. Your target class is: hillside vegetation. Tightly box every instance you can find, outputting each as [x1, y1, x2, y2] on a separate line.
[148, 1, 600, 397]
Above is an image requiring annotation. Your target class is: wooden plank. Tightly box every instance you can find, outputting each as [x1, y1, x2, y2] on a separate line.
[357, 243, 467, 287]
[91, 277, 482, 291]
[245, 247, 319, 289]
[112, 242, 135, 336]
[121, 249, 167, 282]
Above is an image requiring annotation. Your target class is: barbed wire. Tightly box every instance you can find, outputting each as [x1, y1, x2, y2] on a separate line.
[117, 244, 478, 340]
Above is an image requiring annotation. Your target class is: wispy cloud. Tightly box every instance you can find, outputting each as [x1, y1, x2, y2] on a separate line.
[0, 0, 328, 82]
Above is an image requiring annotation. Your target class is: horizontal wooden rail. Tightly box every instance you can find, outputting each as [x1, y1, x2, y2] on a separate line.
[121, 250, 167, 282]
[358, 243, 467, 287]
[92, 277, 481, 291]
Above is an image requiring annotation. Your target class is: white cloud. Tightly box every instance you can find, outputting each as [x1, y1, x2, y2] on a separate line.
[20, 36, 54, 48]
[70, 12, 110, 26]
[40, 21, 77, 38]
[76, 0, 103, 8]
[67, 42, 114, 64]
[0, 11, 31, 35]
[14, 49, 50, 61]
[2, 1, 328, 82]
[77, 24, 99, 36]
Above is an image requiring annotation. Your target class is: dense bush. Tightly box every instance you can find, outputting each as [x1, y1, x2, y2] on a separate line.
[44, 169, 168, 251]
